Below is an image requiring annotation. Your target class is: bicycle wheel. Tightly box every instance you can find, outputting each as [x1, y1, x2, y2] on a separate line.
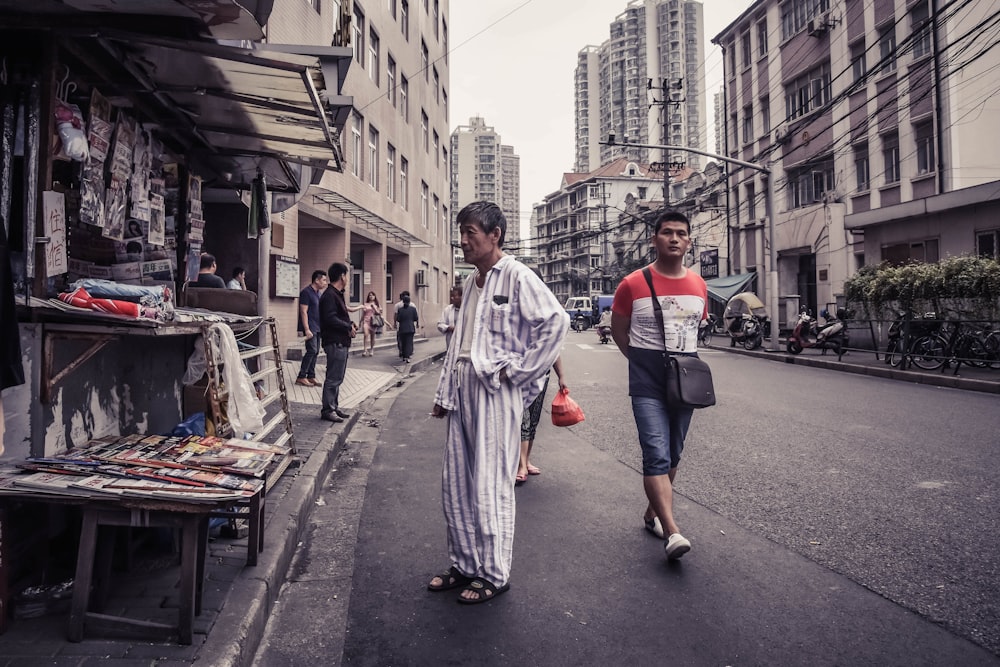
[984, 331, 1000, 370]
[955, 334, 989, 368]
[699, 328, 713, 347]
[909, 335, 947, 370]
[885, 339, 903, 367]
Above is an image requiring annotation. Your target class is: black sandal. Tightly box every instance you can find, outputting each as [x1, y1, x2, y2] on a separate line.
[456, 577, 510, 604]
[427, 566, 472, 592]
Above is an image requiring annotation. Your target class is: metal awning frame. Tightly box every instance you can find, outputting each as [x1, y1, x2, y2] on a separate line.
[311, 192, 432, 248]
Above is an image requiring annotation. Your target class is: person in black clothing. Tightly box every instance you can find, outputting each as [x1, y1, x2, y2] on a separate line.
[395, 293, 419, 362]
[191, 253, 226, 288]
[318, 262, 357, 423]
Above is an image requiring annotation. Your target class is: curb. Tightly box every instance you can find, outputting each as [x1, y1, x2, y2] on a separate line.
[194, 349, 446, 666]
[721, 344, 1000, 394]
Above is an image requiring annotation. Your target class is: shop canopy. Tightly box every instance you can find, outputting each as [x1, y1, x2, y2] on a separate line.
[705, 272, 758, 306]
[1, 1, 352, 193]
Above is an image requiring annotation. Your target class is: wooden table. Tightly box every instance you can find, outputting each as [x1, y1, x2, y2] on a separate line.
[0, 488, 262, 644]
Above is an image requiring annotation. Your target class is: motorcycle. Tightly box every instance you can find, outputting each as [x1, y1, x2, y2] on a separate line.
[697, 313, 718, 347]
[723, 292, 769, 350]
[596, 325, 611, 344]
[786, 306, 852, 359]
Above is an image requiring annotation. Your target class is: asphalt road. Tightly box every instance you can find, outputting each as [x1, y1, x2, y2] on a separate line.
[253, 337, 1000, 665]
[563, 332, 1000, 657]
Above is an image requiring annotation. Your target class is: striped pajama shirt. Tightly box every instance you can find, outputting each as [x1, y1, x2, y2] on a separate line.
[434, 254, 569, 587]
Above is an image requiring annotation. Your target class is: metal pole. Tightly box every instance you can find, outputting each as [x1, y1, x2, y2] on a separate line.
[764, 171, 780, 351]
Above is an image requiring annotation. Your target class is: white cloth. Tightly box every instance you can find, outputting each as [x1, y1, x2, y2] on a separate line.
[436, 304, 460, 348]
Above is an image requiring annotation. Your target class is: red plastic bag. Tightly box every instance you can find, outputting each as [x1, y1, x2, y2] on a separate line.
[551, 387, 585, 427]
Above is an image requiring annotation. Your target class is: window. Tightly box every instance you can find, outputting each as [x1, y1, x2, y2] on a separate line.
[915, 122, 935, 174]
[421, 110, 428, 152]
[730, 112, 738, 147]
[387, 56, 397, 106]
[638, 186, 647, 199]
[442, 88, 448, 121]
[432, 131, 439, 167]
[742, 104, 753, 143]
[784, 62, 831, 120]
[400, 0, 409, 40]
[432, 67, 439, 104]
[421, 40, 429, 81]
[787, 160, 834, 208]
[757, 19, 768, 57]
[882, 239, 938, 264]
[400, 156, 409, 209]
[432, 195, 439, 236]
[741, 30, 751, 68]
[352, 6, 365, 65]
[388, 0, 396, 19]
[746, 183, 756, 219]
[368, 29, 380, 85]
[912, 1, 932, 59]
[400, 76, 409, 121]
[351, 112, 363, 178]
[851, 42, 866, 83]
[977, 230, 999, 260]
[760, 96, 771, 134]
[727, 42, 736, 76]
[882, 133, 900, 184]
[442, 19, 448, 63]
[421, 181, 429, 227]
[386, 143, 396, 202]
[367, 126, 379, 189]
[780, 0, 831, 40]
[433, 0, 439, 39]
[442, 146, 447, 172]
[879, 25, 896, 73]
[855, 146, 870, 190]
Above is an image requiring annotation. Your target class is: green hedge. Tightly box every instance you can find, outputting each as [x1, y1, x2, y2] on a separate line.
[844, 256, 1000, 319]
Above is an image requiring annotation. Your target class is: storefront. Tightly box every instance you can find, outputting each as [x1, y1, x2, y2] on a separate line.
[0, 1, 351, 637]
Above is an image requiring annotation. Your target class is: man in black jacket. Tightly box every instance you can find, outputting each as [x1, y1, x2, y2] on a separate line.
[318, 262, 357, 423]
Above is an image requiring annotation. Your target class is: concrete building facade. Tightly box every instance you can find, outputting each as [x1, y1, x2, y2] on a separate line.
[574, 0, 707, 174]
[271, 0, 454, 347]
[713, 0, 1000, 318]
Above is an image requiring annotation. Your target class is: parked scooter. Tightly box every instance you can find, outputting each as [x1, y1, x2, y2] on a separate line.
[786, 306, 852, 359]
[723, 292, 769, 350]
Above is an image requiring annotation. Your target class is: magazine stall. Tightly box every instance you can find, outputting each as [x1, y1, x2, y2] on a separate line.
[0, 2, 351, 642]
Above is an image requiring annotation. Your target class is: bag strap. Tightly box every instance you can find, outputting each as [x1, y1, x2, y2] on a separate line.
[642, 267, 668, 353]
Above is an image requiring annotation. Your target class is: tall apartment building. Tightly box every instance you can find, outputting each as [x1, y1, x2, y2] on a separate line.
[449, 116, 521, 250]
[713, 0, 1000, 320]
[574, 0, 707, 173]
[264, 0, 453, 347]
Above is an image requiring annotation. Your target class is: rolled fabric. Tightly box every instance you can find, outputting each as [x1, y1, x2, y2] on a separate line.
[86, 297, 141, 318]
[58, 286, 92, 308]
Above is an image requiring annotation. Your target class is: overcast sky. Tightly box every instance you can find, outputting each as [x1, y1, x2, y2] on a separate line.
[449, 0, 752, 237]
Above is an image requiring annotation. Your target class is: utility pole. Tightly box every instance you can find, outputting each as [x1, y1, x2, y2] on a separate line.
[602, 134, 780, 352]
[648, 78, 686, 205]
[599, 181, 609, 294]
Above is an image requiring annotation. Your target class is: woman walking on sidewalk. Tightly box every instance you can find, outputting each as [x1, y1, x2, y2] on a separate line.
[359, 291, 384, 357]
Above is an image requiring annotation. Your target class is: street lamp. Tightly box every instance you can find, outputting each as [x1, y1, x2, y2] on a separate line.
[602, 134, 780, 351]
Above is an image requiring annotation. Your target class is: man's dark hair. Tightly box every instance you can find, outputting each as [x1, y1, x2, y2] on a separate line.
[328, 262, 349, 282]
[457, 201, 507, 247]
[450, 285, 462, 296]
[653, 210, 690, 235]
[232, 266, 244, 279]
[200, 253, 216, 270]
[399, 290, 410, 300]
[311, 270, 327, 283]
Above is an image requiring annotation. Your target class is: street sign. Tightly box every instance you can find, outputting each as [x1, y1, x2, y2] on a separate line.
[700, 248, 719, 279]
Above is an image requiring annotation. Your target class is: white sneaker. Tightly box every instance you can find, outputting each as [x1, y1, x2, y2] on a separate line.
[665, 533, 691, 560]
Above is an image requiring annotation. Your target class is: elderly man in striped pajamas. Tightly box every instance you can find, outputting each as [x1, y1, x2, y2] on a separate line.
[429, 201, 569, 604]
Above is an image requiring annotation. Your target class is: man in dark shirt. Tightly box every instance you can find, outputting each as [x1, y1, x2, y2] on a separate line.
[191, 253, 226, 288]
[296, 270, 328, 386]
[318, 262, 357, 423]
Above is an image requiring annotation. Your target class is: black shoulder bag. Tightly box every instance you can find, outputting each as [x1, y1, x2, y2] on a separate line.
[642, 268, 716, 409]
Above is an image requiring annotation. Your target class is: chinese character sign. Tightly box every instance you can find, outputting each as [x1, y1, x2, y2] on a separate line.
[42, 191, 68, 277]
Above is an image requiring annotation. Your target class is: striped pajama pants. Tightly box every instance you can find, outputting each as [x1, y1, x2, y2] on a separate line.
[442, 359, 523, 588]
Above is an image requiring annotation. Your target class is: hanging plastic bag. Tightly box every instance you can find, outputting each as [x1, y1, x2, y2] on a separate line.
[551, 387, 585, 427]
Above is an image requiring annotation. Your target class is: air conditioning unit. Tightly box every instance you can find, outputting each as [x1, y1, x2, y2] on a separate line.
[807, 13, 830, 37]
[773, 124, 790, 144]
[415, 269, 428, 287]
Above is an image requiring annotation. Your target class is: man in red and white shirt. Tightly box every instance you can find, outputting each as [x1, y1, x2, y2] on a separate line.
[611, 210, 708, 561]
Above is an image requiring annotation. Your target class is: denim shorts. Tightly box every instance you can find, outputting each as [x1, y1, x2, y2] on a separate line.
[631, 395, 693, 476]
